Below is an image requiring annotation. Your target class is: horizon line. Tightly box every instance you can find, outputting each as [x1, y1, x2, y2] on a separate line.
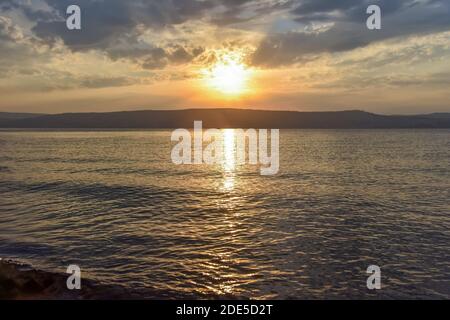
[1, 108, 449, 117]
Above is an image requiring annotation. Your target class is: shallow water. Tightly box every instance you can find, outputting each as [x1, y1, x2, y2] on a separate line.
[0, 129, 449, 299]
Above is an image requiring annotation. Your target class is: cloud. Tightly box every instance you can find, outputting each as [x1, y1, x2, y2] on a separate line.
[29, 0, 267, 50]
[291, 0, 414, 23]
[11, 0, 261, 70]
[106, 42, 205, 70]
[251, 0, 450, 67]
[0, 15, 53, 77]
[141, 45, 204, 69]
[80, 76, 137, 89]
[0, 14, 24, 41]
[3, 0, 450, 70]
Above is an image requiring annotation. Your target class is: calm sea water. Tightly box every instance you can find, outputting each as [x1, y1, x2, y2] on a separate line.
[0, 129, 449, 299]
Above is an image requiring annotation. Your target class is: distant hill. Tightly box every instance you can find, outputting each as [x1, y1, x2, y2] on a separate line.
[422, 113, 450, 119]
[0, 109, 449, 129]
[0, 112, 46, 127]
[0, 112, 44, 120]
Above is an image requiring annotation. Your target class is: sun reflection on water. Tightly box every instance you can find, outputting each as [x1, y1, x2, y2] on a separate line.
[222, 129, 236, 191]
[223, 129, 235, 171]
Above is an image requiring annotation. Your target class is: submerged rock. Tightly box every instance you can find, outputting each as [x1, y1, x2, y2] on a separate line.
[0, 259, 134, 300]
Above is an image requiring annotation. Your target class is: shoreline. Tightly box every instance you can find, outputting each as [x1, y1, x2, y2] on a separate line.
[0, 259, 137, 300]
[0, 259, 241, 300]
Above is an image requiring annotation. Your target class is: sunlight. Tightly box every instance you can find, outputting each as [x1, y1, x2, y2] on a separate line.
[223, 129, 235, 172]
[222, 129, 236, 191]
[202, 51, 252, 95]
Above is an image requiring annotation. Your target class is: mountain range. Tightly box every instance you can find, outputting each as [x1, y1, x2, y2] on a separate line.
[0, 109, 449, 129]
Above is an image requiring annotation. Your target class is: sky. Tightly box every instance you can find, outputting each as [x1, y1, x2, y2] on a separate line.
[0, 0, 449, 114]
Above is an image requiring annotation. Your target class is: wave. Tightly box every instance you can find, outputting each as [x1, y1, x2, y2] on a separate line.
[0, 258, 240, 300]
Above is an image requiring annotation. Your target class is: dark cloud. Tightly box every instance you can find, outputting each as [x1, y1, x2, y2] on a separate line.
[0, 0, 19, 11]
[0, 14, 23, 41]
[141, 48, 169, 70]
[0, 16, 44, 77]
[252, 0, 450, 67]
[292, 0, 410, 22]
[141, 45, 204, 70]
[6, 0, 290, 49]
[29, 0, 266, 49]
[80, 76, 136, 89]
[27, 0, 214, 53]
[212, 0, 295, 26]
[292, 0, 361, 16]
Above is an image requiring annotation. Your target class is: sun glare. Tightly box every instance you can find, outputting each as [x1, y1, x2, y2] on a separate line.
[203, 51, 251, 95]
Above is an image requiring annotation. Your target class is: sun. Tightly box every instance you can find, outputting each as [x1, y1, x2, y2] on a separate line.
[202, 51, 252, 95]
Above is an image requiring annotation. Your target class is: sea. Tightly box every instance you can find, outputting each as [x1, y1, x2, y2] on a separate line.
[0, 129, 449, 299]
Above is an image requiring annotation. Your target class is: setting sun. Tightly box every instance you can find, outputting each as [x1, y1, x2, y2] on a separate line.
[202, 51, 252, 95]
